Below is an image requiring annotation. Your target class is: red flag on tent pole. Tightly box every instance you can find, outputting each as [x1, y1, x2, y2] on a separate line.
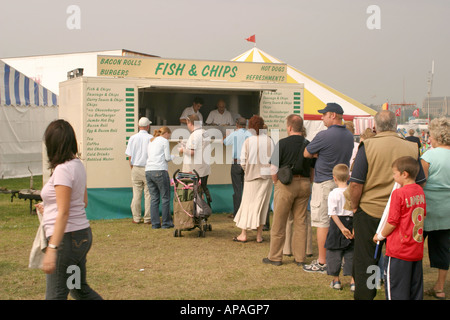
[395, 108, 401, 116]
[413, 108, 420, 117]
[246, 35, 256, 43]
[382, 103, 389, 110]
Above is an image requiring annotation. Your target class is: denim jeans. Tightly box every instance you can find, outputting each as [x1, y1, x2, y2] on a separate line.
[145, 170, 174, 228]
[45, 227, 102, 300]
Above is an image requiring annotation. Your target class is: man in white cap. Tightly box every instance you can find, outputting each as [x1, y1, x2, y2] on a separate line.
[125, 117, 153, 224]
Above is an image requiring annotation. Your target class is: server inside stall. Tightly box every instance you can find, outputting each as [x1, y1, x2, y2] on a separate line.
[138, 88, 260, 127]
[179, 97, 204, 125]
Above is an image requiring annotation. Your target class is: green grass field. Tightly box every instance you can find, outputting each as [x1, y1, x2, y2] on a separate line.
[0, 176, 445, 300]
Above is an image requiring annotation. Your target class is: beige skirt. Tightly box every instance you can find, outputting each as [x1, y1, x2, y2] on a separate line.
[234, 178, 273, 230]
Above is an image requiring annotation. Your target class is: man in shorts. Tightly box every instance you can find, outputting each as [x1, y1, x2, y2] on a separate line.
[302, 103, 354, 273]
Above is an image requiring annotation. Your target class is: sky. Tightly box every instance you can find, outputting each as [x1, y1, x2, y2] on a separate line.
[0, 0, 449, 108]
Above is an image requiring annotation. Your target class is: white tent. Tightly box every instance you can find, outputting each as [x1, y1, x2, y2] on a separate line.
[0, 60, 58, 179]
[232, 48, 376, 139]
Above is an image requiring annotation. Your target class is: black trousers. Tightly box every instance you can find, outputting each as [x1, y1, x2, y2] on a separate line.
[384, 256, 423, 300]
[352, 208, 381, 300]
[230, 163, 245, 217]
[200, 175, 211, 206]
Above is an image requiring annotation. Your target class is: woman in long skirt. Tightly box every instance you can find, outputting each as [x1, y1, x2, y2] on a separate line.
[233, 115, 274, 243]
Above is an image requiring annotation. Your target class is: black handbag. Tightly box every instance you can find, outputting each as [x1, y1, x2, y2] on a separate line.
[277, 165, 294, 185]
[277, 139, 308, 185]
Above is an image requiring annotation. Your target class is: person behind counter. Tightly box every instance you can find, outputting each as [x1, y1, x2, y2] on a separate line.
[180, 97, 204, 125]
[205, 99, 234, 126]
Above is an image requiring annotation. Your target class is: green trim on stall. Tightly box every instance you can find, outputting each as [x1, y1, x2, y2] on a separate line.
[85, 184, 240, 220]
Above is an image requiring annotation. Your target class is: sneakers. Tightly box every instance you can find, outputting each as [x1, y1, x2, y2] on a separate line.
[350, 283, 355, 292]
[330, 280, 342, 290]
[302, 260, 327, 274]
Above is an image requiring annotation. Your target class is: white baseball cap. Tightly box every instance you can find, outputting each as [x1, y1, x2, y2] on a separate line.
[138, 117, 151, 127]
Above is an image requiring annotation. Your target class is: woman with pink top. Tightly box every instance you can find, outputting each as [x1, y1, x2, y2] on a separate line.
[40, 119, 102, 300]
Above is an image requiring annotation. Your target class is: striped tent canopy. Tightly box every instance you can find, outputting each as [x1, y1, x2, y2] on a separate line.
[232, 48, 375, 121]
[0, 60, 58, 178]
[0, 60, 57, 107]
[0, 60, 58, 106]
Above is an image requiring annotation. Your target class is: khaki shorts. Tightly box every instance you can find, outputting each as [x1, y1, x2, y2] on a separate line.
[310, 180, 336, 228]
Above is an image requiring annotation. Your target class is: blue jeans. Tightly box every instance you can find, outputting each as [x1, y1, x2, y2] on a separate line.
[146, 170, 173, 228]
[45, 227, 102, 300]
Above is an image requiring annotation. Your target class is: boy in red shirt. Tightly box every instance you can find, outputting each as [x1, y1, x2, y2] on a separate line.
[374, 156, 426, 300]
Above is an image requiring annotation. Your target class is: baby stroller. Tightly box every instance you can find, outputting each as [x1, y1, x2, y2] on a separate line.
[172, 169, 212, 237]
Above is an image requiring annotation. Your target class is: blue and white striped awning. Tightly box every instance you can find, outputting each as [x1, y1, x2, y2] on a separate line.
[0, 60, 57, 106]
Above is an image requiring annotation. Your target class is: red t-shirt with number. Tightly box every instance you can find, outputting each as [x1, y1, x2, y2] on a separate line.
[386, 184, 426, 262]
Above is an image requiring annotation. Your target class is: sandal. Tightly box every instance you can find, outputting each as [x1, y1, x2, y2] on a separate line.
[425, 288, 446, 300]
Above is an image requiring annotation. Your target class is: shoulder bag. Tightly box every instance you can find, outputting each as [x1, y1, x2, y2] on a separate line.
[277, 139, 308, 185]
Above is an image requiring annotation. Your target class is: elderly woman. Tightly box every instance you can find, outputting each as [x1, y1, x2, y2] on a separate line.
[420, 117, 450, 300]
[233, 115, 274, 243]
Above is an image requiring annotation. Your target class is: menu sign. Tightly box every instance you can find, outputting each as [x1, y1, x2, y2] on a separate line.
[84, 83, 136, 187]
[97, 55, 287, 83]
[260, 88, 303, 138]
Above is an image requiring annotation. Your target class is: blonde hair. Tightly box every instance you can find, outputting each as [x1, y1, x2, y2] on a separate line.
[428, 117, 449, 146]
[344, 121, 355, 134]
[151, 126, 171, 142]
[186, 114, 199, 124]
[332, 164, 350, 183]
[360, 127, 375, 140]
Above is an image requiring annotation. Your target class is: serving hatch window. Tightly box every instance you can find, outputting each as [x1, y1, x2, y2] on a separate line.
[137, 87, 262, 126]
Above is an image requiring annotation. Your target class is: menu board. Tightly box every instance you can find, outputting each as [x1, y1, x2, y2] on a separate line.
[84, 83, 136, 187]
[260, 88, 303, 139]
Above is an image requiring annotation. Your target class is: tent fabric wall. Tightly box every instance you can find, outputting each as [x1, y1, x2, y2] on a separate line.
[0, 61, 58, 179]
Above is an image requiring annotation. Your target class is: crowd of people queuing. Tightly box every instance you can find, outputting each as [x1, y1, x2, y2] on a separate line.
[37, 97, 448, 300]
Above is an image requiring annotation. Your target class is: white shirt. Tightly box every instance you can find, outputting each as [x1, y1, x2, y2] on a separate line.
[327, 187, 353, 217]
[180, 106, 203, 123]
[125, 130, 153, 166]
[205, 109, 234, 126]
[182, 128, 211, 177]
[145, 136, 173, 171]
